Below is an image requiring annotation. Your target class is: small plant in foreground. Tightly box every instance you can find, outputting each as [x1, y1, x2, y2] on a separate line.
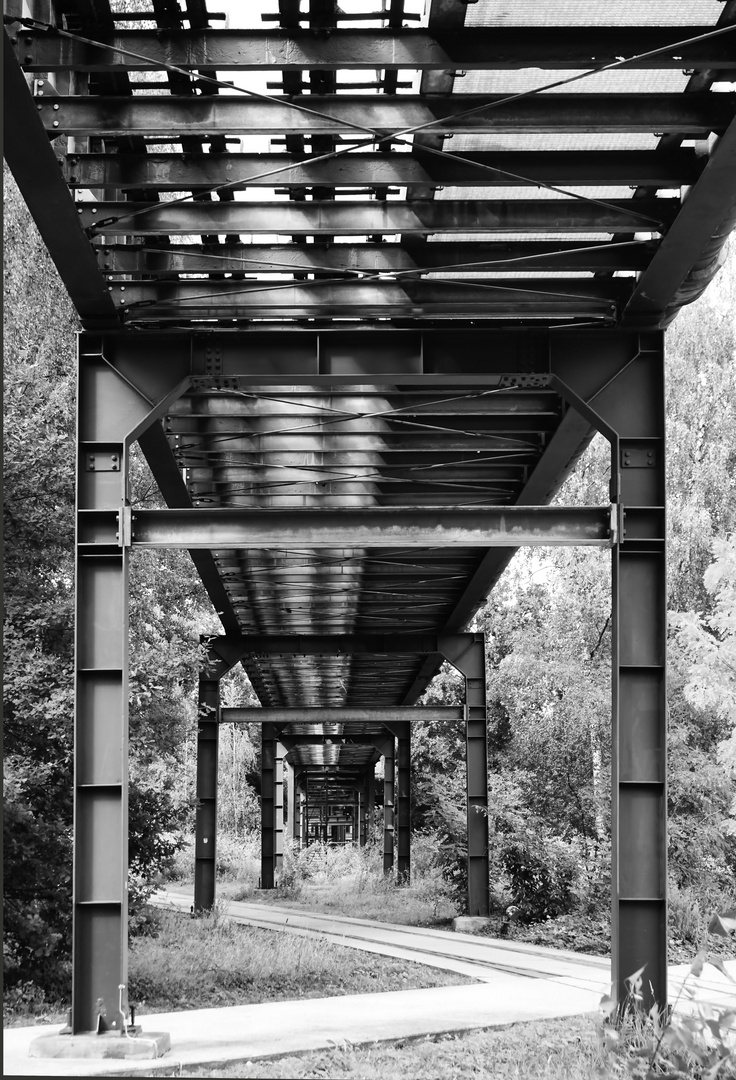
[599, 907, 736, 1078]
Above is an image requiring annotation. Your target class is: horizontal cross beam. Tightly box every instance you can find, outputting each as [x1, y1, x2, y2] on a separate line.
[71, 150, 703, 192]
[104, 505, 615, 548]
[22, 27, 736, 71]
[40, 93, 734, 136]
[221, 706, 464, 723]
[100, 240, 654, 276]
[108, 278, 629, 322]
[77, 198, 678, 236]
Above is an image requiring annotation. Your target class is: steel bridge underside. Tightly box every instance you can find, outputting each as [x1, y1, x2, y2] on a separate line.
[4, 0, 736, 1040]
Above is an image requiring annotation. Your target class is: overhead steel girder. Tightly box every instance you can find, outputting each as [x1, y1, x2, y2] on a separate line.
[21, 26, 736, 71]
[39, 94, 735, 137]
[2, 30, 117, 328]
[100, 240, 655, 277]
[70, 151, 704, 193]
[116, 505, 615, 549]
[221, 706, 465, 724]
[621, 114, 736, 327]
[107, 278, 629, 323]
[76, 198, 678, 237]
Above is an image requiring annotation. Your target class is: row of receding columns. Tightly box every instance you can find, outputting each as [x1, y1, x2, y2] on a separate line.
[194, 701, 415, 900]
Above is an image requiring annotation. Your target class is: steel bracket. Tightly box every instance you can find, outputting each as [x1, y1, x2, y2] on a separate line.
[117, 506, 132, 548]
[86, 451, 121, 472]
[621, 447, 658, 468]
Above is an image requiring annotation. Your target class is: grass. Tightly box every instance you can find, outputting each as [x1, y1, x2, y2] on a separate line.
[130, 906, 473, 1013]
[129, 1014, 612, 1079]
[214, 836, 461, 928]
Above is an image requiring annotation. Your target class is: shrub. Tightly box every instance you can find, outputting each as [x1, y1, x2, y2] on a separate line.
[501, 832, 578, 922]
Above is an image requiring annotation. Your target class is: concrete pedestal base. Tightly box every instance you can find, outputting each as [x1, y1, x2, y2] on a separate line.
[452, 916, 493, 934]
[29, 1030, 171, 1061]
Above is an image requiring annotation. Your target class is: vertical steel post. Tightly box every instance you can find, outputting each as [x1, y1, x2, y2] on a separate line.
[396, 723, 411, 881]
[553, 332, 667, 1011]
[73, 355, 131, 1034]
[274, 741, 284, 878]
[287, 762, 296, 841]
[382, 735, 395, 874]
[194, 676, 219, 911]
[440, 635, 489, 916]
[358, 782, 366, 847]
[610, 341, 667, 1011]
[261, 723, 277, 888]
[366, 767, 375, 847]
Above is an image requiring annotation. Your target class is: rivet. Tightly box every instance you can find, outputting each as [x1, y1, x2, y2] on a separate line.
[37, 89, 44, 96]
[120, 285, 125, 291]
[120, 298, 125, 305]
[52, 120, 59, 127]
[91, 207, 97, 213]
[53, 103, 60, 110]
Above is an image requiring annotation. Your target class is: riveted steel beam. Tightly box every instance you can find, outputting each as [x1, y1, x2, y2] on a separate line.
[99, 240, 655, 277]
[22, 26, 736, 72]
[3, 31, 117, 328]
[221, 707, 464, 723]
[40, 93, 735, 137]
[76, 198, 677, 237]
[104, 278, 629, 323]
[126, 506, 614, 548]
[70, 151, 704, 192]
[67, 89, 669, 134]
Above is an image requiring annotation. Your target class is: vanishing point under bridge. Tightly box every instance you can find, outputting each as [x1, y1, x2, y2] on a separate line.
[4, 0, 736, 1054]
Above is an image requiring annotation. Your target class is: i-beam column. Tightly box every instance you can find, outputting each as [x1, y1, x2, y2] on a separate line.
[73, 356, 130, 1035]
[553, 332, 667, 1011]
[194, 675, 219, 911]
[72, 337, 190, 1035]
[261, 724, 284, 887]
[382, 735, 395, 874]
[396, 723, 411, 881]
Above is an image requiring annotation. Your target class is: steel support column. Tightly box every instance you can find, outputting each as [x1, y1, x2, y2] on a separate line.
[71, 339, 191, 1033]
[553, 333, 667, 1011]
[260, 724, 283, 888]
[194, 676, 219, 911]
[438, 635, 490, 917]
[396, 723, 411, 882]
[73, 361, 129, 1034]
[382, 736, 396, 874]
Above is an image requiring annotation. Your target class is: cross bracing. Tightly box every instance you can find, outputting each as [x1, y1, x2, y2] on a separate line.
[4, 0, 735, 1045]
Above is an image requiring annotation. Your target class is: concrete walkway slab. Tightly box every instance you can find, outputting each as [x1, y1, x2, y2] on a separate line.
[3, 975, 603, 1078]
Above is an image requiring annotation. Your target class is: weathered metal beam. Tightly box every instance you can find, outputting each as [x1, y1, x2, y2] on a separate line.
[108, 277, 628, 322]
[21, 26, 736, 72]
[76, 198, 678, 236]
[221, 706, 464, 723]
[125, 506, 613, 548]
[70, 151, 704, 192]
[621, 115, 736, 326]
[100, 240, 655, 276]
[40, 93, 735, 137]
[3, 30, 118, 327]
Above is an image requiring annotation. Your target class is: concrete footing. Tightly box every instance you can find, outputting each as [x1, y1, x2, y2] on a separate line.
[452, 916, 493, 934]
[29, 1031, 171, 1061]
